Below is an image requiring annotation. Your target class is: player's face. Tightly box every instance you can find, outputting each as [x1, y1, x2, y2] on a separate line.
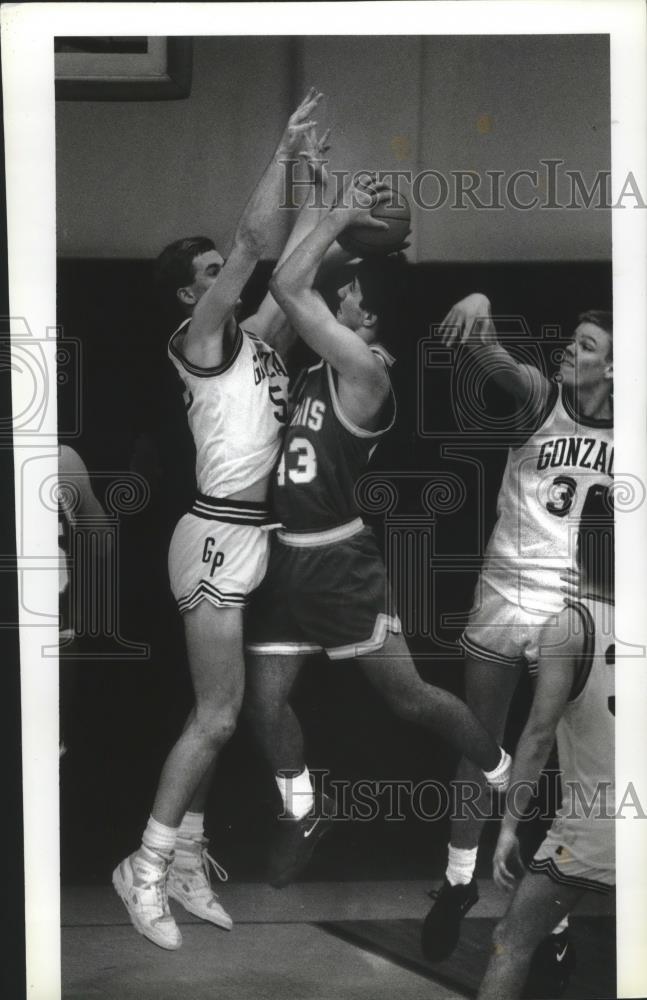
[187, 250, 226, 302]
[559, 322, 612, 391]
[336, 275, 371, 337]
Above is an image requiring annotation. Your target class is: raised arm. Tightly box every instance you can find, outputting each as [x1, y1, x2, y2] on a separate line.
[183, 90, 322, 367]
[242, 125, 333, 355]
[439, 293, 552, 412]
[492, 609, 580, 890]
[269, 181, 393, 426]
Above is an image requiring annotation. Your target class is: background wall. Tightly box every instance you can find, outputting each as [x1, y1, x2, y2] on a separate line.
[56, 34, 611, 261]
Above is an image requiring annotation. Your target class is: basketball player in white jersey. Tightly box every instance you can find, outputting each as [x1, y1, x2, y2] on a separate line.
[245, 181, 512, 888]
[477, 504, 615, 1000]
[422, 294, 613, 963]
[112, 91, 334, 950]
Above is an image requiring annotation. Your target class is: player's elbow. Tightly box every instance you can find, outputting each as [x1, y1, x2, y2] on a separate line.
[268, 269, 284, 302]
[270, 267, 298, 309]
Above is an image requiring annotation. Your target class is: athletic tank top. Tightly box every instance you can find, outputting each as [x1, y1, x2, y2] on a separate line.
[168, 320, 289, 498]
[272, 347, 396, 532]
[482, 384, 613, 612]
[554, 596, 615, 854]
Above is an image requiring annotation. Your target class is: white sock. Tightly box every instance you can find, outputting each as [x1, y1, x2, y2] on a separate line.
[177, 811, 204, 842]
[552, 916, 569, 934]
[446, 844, 478, 886]
[276, 766, 314, 820]
[483, 748, 512, 791]
[141, 815, 178, 857]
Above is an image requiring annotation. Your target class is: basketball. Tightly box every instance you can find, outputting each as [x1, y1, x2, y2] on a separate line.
[337, 186, 411, 257]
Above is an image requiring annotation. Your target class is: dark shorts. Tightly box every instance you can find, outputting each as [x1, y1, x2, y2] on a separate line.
[245, 520, 401, 659]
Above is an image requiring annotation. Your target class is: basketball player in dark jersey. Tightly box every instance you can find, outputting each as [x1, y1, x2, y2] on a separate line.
[245, 179, 512, 887]
[477, 495, 615, 1000]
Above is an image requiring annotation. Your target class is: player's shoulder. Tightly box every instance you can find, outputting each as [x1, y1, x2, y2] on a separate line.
[59, 445, 89, 479]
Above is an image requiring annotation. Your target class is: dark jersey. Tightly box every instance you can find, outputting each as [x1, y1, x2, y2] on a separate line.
[272, 347, 396, 532]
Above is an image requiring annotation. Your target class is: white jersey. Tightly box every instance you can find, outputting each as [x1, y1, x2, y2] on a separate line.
[552, 596, 615, 868]
[482, 383, 613, 612]
[168, 320, 289, 498]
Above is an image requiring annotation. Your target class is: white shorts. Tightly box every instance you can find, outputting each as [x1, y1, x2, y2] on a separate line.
[459, 578, 560, 670]
[168, 495, 272, 614]
[529, 816, 615, 892]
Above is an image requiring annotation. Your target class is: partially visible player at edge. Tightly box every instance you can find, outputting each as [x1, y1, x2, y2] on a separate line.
[422, 295, 613, 971]
[477, 493, 615, 1000]
[58, 445, 110, 756]
[113, 90, 332, 951]
[245, 178, 512, 889]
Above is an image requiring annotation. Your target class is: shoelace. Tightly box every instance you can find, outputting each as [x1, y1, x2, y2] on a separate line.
[183, 839, 228, 886]
[200, 846, 228, 885]
[137, 856, 172, 914]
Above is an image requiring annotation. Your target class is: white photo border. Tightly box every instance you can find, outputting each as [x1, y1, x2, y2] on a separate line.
[2, 2, 646, 998]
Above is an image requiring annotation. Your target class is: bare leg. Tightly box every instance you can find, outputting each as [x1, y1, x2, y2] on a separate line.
[244, 652, 308, 774]
[151, 602, 245, 827]
[449, 655, 522, 849]
[244, 652, 324, 886]
[478, 873, 584, 1000]
[185, 760, 218, 815]
[356, 632, 503, 771]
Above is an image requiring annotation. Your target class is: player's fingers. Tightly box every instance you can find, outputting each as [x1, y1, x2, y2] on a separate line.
[494, 858, 516, 891]
[363, 217, 390, 230]
[299, 91, 323, 117]
[290, 121, 318, 136]
[318, 127, 332, 149]
[560, 567, 580, 597]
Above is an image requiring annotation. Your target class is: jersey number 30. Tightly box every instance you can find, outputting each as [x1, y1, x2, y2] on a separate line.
[276, 437, 317, 485]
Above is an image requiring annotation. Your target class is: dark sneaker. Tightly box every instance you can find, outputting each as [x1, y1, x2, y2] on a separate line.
[268, 793, 335, 888]
[522, 929, 576, 999]
[421, 876, 479, 961]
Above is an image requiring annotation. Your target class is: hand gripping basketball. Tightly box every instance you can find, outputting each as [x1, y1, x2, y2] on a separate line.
[337, 175, 411, 257]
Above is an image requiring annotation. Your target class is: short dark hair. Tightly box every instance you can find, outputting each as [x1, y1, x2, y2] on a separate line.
[155, 236, 216, 308]
[355, 253, 409, 354]
[578, 309, 613, 359]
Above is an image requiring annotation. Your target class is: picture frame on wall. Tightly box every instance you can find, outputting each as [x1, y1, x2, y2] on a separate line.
[54, 36, 192, 100]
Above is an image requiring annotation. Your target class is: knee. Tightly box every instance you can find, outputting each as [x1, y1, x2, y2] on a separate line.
[491, 915, 533, 960]
[384, 687, 421, 724]
[193, 704, 239, 749]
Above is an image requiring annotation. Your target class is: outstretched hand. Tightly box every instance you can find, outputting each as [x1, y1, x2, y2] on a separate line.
[439, 292, 494, 347]
[492, 826, 525, 892]
[299, 125, 331, 185]
[277, 88, 323, 157]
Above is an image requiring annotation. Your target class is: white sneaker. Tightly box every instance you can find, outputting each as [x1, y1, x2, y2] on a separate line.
[168, 837, 233, 931]
[112, 847, 182, 950]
